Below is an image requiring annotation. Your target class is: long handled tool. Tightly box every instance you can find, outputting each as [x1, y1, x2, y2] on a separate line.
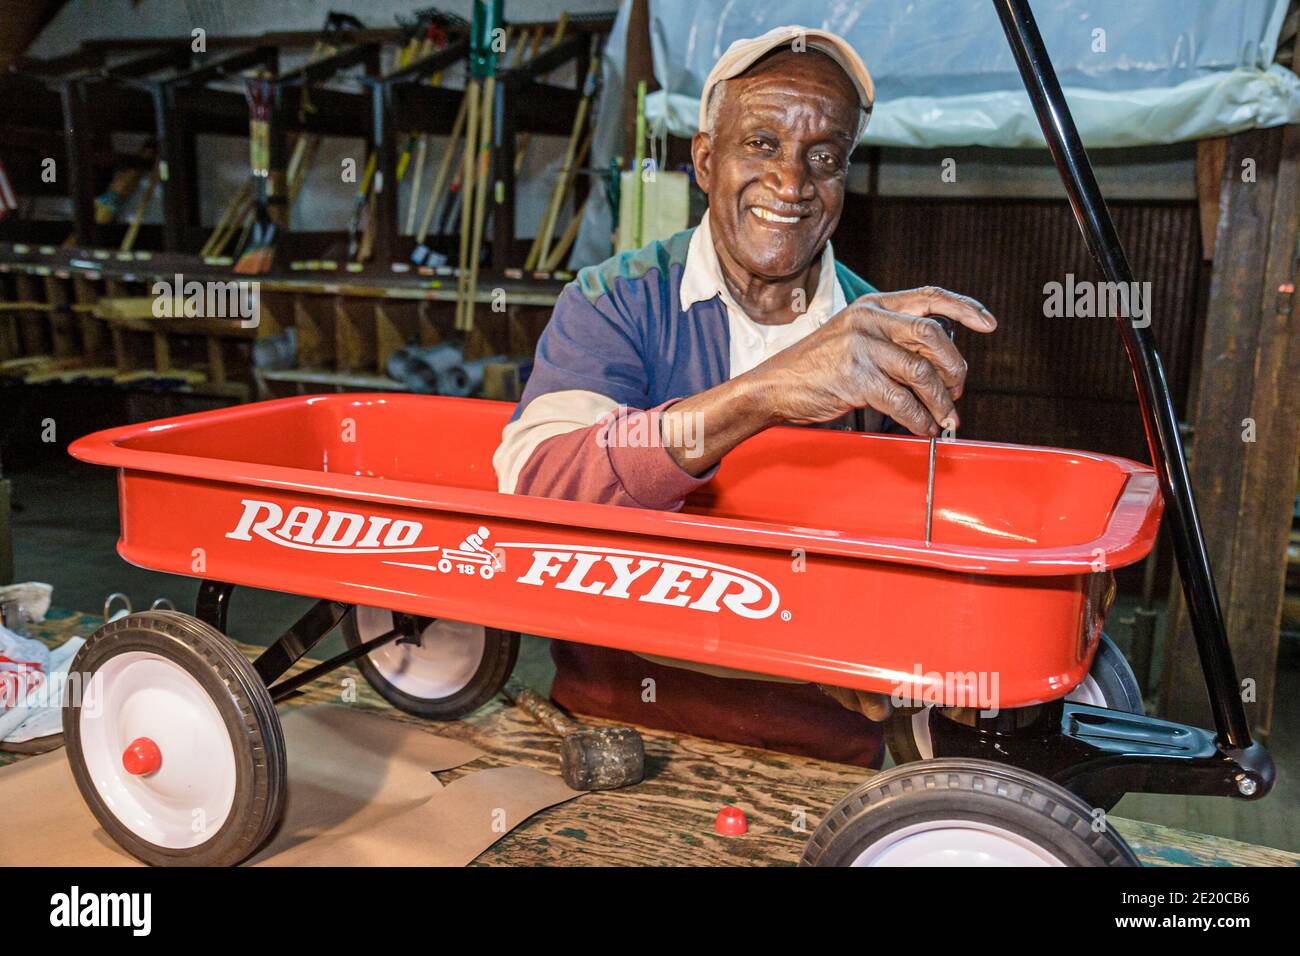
[460, 69, 496, 331]
[200, 177, 253, 258]
[234, 72, 283, 274]
[346, 151, 378, 261]
[453, 78, 481, 321]
[397, 24, 445, 236]
[411, 91, 469, 265]
[514, 15, 569, 177]
[540, 196, 587, 272]
[119, 160, 160, 253]
[526, 47, 599, 272]
[994, 0, 1255, 754]
[455, 1, 503, 329]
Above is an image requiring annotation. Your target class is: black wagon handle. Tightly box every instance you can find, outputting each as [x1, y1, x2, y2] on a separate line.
[992, 0, 1252, 749]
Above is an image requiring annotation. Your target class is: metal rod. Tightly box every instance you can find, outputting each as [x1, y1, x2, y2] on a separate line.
[925, 319, 956, 548]
[993, 0, 1251, 748]
[253, 599, 350, 686]
[269, 625, 402, 702]
[924, 436, 937, 546]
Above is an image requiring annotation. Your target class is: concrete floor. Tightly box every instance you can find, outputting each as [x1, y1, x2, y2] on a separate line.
[9, 455, 1298, 854]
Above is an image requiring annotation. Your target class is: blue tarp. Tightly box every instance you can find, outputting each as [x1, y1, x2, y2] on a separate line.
[573, 0, 1300, 263]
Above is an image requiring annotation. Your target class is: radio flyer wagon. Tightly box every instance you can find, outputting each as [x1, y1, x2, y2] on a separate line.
[61, 0, 1274, 866]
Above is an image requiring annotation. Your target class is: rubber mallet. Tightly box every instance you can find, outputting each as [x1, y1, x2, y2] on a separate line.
[503, 678, 645, 791]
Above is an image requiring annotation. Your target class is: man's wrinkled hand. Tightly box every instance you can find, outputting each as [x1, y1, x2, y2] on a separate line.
[753, 286, 997, 436]
[818, 683, 895, 722]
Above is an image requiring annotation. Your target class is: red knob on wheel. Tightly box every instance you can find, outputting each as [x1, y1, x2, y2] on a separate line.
[122, 737, 162, 776]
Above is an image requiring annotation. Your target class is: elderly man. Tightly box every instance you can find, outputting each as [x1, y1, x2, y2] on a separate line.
[494, 26, 996, 767]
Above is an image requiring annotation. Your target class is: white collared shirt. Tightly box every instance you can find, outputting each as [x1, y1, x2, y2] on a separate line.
[679, 209, 848, 378]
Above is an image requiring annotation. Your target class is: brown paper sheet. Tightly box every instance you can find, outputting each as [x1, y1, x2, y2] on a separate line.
[0, 705, 576, 866]
[266, 765, 580, 866]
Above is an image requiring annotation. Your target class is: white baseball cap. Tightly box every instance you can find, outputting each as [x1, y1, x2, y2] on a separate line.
[697, 25, 875, 134]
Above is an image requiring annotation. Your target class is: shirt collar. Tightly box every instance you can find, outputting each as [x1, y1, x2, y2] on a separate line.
[679, 209, 845, 323]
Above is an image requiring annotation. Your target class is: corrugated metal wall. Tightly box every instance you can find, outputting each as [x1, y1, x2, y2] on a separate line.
[834, 196, 1205, 463]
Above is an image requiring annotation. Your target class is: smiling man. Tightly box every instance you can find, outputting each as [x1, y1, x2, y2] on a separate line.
[494, 26, 997, 767]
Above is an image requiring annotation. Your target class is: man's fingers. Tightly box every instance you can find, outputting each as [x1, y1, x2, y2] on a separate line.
[865, 368, 936, 436]
[873, 340, 958, 433]
[817, 684, 895, 722]
[868, 309, 968, 393]
[871, 286, 997, 333]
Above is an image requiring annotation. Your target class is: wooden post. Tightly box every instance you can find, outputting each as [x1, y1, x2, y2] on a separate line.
[372, 80, 398, 266]
[622, 0, 653, 162]
[154, 83, 191, 253]
[60, 77, 98, 247]
[1160, 119, 1300, 740]
[493, 72, 519, 271]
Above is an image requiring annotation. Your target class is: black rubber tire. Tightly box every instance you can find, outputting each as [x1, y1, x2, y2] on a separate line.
[1067, 632, 1144, 714]
[342, 607, 518, 720]
[883, 707, 927, 766]
[801, 758, 1140, 867]
[62, 610, 286, 867]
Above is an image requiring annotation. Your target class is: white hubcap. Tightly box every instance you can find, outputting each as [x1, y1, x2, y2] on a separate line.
[851, 820, 1067, 866]
[1066, 674, 1107, 708]
[79, 651, 237, 849]
[355, 607, 485, 700]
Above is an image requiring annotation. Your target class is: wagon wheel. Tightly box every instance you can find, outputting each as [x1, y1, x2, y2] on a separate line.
[342, 606, 519, 719]
[883, 633, 1143, 810]
[1061, 632, 1145, 810]
[801, 758, 1139, 867]
[1064, 632, 1144, 714]
[63, 610, 286, 867]
[882, 704, 933, 765]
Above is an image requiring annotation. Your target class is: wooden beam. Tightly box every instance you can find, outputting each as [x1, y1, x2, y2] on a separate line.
[622, 0, 653, 162]
[1160, 120, 1300, 739]
[1195, 137, 1227, 260]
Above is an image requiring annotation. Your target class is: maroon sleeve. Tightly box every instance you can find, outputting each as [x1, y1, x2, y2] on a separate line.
[514, 400, 717, 511]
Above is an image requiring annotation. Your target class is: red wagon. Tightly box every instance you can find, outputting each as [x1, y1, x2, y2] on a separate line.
[64, 392, 1158, 866]
[58, 1, 1275, 866]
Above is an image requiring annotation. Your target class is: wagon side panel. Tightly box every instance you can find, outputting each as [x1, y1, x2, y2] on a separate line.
[116, 471, 1099, 707]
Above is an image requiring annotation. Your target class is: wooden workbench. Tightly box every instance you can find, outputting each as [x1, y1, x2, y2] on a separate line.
[8, 611, 1298, 867]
